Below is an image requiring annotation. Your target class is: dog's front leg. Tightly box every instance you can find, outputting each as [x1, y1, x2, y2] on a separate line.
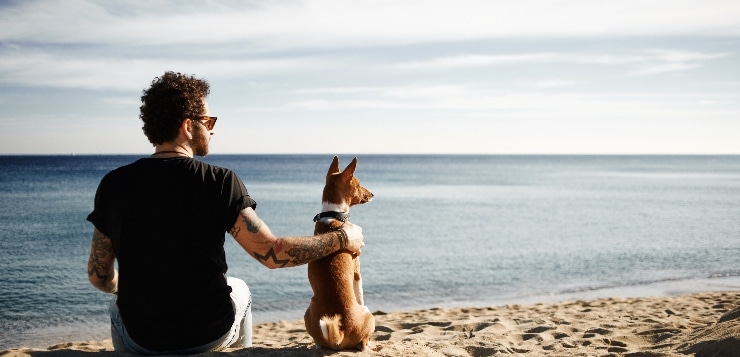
[353, 257, 365, 305]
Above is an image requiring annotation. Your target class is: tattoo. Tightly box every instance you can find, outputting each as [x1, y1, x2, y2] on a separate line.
[243, 214, 263, 233]
[229, 225, 240, 238]
[231, 209, 264, 237]
[88, 230, 112, 280]
[88, 230, 117, 293]
[254, 247, 290, 267]
[286, 234, 336, 266]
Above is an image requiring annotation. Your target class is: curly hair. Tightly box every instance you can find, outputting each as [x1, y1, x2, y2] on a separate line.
[140, 71, 210, 145]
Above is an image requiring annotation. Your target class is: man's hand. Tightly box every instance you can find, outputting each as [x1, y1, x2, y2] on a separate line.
[341, 222, 364, 254]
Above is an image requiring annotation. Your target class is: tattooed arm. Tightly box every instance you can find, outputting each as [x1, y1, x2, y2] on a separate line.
[87, 228, 119, 293]
[229, 207, 364, 269]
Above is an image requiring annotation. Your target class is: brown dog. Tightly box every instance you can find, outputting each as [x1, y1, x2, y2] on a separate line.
[304, 156, 375, 351]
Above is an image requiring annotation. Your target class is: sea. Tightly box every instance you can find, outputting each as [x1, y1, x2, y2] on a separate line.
[1, 154, 739, 350]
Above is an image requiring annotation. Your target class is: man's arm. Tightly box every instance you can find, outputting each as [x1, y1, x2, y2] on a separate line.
[87, 228, 118, 293]
[229, 207, 364, 269]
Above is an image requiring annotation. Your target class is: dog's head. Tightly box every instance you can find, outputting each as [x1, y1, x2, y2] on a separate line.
[323, 156, 373, 209]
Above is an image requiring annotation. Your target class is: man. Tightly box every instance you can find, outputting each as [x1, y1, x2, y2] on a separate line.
[86, 71, 364, 354]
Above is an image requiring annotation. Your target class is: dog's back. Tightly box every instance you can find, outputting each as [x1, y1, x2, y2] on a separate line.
[305, 242, 372, 350]
[304, 156, 375, 351]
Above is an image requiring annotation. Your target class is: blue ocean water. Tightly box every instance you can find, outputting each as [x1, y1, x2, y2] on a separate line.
[1, 155, 739, 349]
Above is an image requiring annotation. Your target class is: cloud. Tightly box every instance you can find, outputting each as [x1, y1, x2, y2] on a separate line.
[527, 80, 580, 89]
[291, 87, 380, 95]
[393, 50, 729, 76]
[287, 84, 738, 119]
[394, 54, 560, 70]
[628, 62, 702, 76]
[0, 47, 329, 90]
[2, 0, 740, 50]
[0, 0, 735, 91]
[627, 49, 729, 76]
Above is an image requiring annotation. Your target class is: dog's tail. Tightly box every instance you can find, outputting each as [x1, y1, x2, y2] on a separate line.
[319, 314, 344, 349]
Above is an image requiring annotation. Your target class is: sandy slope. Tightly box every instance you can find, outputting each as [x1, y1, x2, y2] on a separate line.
[3, 291, 738, 356]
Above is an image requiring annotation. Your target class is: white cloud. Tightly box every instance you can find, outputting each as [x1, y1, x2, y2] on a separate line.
[628, 49, 728, 76]
[627, 62, 702, 76]
[393, 50, 729, 77]
[0, 0, 734, 91]
[291, 87, 380, 95]
[527, 80, 580, 89]
[394, 54, 560, 70]
[0, 48, 328, 90]
[287, 84, 740, 122]
[1, 0, 740, 50]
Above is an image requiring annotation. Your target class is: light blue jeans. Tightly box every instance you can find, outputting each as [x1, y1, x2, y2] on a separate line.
[110, 276, 252, 355]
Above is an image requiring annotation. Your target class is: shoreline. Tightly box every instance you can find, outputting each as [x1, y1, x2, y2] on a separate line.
[3, 290, 739, 356]
[250, 275, 740, 325]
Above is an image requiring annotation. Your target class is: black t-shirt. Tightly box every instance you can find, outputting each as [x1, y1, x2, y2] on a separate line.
[87, 157, 256, 351]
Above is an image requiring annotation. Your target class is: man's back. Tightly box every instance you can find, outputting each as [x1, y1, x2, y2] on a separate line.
[88, 157, 256, 350]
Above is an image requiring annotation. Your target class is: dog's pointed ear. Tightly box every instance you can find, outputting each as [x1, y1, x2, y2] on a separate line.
[341, 157, 358, 180]
[328, 156, 341, 175]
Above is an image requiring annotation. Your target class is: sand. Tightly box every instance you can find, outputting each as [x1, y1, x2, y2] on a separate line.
[2, 291, 738, 356]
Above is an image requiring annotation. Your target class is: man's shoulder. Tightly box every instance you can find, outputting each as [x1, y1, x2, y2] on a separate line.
[192, 158, 238, 176]
[104, 158, 148, 177]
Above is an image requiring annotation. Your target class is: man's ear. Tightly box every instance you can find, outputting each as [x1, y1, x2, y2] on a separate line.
[181, 119, 193, 140]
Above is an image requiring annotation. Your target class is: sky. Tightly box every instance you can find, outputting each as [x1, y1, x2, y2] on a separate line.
[1, 0, 739, 155]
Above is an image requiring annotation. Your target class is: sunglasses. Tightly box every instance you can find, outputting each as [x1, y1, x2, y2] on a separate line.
[192, 116, 217, 130]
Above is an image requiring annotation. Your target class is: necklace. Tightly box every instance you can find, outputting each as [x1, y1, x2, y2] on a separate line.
[151, 150, 191, 158]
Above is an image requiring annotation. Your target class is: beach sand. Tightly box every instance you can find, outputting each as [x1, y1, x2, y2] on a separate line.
[2, 291, 738, 356]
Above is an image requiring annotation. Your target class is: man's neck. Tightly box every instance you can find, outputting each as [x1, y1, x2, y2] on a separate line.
[152, 143, 193, 158]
